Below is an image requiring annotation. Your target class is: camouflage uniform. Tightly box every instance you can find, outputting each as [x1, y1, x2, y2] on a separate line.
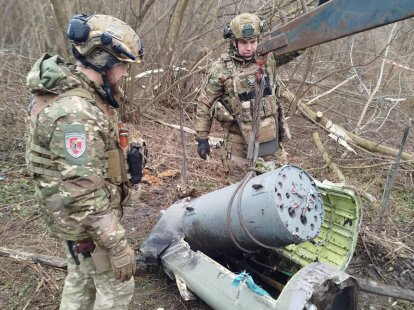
[26, 13, 143, 309]
[196, 47, 297, 183]
[26, 53, 134, 310]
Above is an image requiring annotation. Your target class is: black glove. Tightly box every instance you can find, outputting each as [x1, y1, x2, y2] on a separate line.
[127, 142, 147, 185]
[196, 138, 210, 160]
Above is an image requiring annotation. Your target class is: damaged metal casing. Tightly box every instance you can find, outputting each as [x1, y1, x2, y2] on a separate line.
[140, 166, 362, 310]
[162, 239, 359, 310]
[141, 166, 324, 258]
[184, 165, 324, 255]
[277, 180, 362, 273]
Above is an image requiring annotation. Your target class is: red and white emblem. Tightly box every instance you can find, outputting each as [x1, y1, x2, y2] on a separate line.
[65, 133, 86, 158]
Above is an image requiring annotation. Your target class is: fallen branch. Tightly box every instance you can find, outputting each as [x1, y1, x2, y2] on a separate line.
[355, 277, 414, 303]
[312, 132, 346, 183]
[143, 112, 196, 134]
[0, 246, 67, 269]
[283, 90, 414, 161]
[306, 74, 356, 106]
[142, 112, 223, 147]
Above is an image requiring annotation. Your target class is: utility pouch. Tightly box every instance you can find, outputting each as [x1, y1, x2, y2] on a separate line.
[91, 244, 112, 273]
[238, 96, 278, 144]
[210, 100, 234, 122]
[107, 147, 131, 205]
[127, 140, 147, 185]
[239, 116, 277, 144]
[107, 149, 123, 185]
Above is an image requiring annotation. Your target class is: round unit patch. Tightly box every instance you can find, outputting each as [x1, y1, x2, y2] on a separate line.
[246, 74, 256, 87]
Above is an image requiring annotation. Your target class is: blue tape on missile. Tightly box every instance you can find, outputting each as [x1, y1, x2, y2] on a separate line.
[231, 271, 270, 296]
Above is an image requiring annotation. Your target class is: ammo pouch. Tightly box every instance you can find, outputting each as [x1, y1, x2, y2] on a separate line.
[107, 149, 127, 186]
[238, 97, 278, 144]
[127, 140, 147, 185]
[107, 148, 130, 204]
[91, 244, 112, 273]
[210, 100, 235, 123]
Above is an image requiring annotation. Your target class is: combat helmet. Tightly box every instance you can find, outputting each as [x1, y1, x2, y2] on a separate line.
[224, 13, 265, 40]
[67, 13, 143, 66]
[66, 13, 143, 107]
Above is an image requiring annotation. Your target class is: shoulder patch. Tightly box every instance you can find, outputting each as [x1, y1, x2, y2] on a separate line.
[62, 124, 87, 163]
[65, 132, 86, 158]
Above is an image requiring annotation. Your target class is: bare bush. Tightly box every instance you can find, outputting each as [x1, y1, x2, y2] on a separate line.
[0, 1, 413, 308]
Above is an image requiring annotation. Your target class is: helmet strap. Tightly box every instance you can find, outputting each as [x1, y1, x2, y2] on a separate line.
[72, 46, 120, 108]
[72, 46, 102, 73]
[102, 74, 119, 108]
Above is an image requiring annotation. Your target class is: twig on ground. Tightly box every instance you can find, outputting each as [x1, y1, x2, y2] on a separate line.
[361, 235, 387, 282]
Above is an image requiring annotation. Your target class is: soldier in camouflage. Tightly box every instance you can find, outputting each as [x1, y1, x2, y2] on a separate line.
[26, 14, 144, 309]
[195, 13, 301, 183]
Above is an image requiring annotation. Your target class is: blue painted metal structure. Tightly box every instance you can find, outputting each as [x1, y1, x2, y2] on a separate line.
[257, 0, 414, 56]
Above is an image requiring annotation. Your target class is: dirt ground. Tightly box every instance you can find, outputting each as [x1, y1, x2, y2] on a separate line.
[0, 52, 413, 309]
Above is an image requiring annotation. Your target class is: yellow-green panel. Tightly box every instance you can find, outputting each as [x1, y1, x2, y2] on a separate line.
[281, 181, 362, 271]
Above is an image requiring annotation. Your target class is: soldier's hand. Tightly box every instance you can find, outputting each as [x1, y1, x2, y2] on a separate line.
[109, 245, 136, 282]
[196, 137, 210, 160]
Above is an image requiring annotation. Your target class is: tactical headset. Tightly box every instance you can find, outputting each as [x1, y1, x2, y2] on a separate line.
[67, 14, 144, 62]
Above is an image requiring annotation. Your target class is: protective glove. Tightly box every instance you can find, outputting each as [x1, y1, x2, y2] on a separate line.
[109, 245, 136, 282]
[127, 140, 147, 185]
[196, 137, 210, 160]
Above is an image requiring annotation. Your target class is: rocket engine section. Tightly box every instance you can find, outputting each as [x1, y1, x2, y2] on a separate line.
[184, 165, 324, 255]
[139, 165, 361, 310]
[140, 165, 324, 260]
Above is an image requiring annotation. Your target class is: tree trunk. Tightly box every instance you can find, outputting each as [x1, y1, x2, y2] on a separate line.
[164, 0, 189, 73]
[50, 0, 71, 58]
[165, 0, 188, 55]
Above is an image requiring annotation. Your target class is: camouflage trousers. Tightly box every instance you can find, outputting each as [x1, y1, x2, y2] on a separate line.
[220, 132, 287, 184]
[60, 242, 134, 310]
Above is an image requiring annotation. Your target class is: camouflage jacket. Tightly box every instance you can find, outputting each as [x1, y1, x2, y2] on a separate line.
[195, 50, 299, 143]
[26, 53, 128, 253]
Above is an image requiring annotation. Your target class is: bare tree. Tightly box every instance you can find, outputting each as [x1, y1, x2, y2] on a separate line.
[49, 0, 72, 57]
[164, 0, 189, 69]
